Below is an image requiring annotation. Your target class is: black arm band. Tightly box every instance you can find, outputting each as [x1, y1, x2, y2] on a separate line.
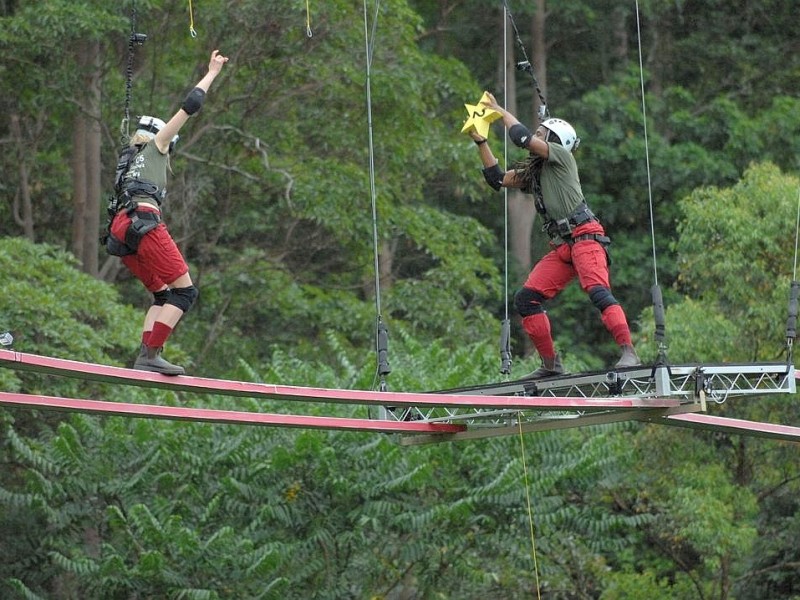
[482, 163, 505, 191]
[509, 123, 532, 149]
[181, 87, 206, 115]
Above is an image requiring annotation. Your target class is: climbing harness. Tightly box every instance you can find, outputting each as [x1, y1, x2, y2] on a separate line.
[538, 202, 598, 241]
[102, 143, 164, 257]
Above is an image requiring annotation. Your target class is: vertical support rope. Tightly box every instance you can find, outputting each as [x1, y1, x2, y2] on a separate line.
[635, 1, 657, 287]
[518, 418, 542, 599]
[785, 187, 800, 362]
[363, 0, 390, 391]
[499, 3, 512, 375]
[634, 0, 667, 361]
[793, 186, 800, 282]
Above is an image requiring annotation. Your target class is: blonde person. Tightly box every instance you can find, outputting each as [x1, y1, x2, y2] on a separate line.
[107, 50, 229, 375]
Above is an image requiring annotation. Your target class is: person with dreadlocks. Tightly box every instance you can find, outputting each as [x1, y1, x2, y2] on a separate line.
[471, 92, 640, 378]
[106, 49, 229, 375]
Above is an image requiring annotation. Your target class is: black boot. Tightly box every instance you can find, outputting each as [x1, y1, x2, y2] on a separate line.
[134, 346, 185, 376]
[523, 354, 565, 379]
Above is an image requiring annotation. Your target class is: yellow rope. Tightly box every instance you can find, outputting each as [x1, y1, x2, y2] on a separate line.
[518, 417, 542, 599]
[305, 0, 313, 37]
[188, 0, 197, 37]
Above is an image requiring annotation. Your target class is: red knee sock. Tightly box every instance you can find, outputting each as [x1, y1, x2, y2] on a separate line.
[147, 322, 174, 349]
[601, 305, 632, 346]
[522, 313, 556, 359]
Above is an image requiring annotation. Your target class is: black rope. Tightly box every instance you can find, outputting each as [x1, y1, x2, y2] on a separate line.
[502, 0, 549, 121]
[376, 317, 391, 391]
[651, 284, 668, 365]
[499, 318, 512, 374]
[785, 281, 798, 363]
[121, 3, 146, 145]
[786, 187, 800, 363]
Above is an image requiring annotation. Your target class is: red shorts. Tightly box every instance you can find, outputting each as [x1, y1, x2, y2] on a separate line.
[523, 222, 610, 298]
[110, 206, 188, 291]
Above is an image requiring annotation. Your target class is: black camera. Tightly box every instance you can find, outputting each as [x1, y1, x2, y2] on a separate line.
[130, 32, 147, 45]
[515, 60, 532, 72]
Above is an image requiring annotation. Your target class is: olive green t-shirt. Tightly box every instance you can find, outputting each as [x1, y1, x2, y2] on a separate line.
[123, 141, 168, 206]
[538, 142, 585, 221]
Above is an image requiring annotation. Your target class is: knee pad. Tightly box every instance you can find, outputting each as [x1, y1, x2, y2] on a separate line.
[588, 285, 619, 312]
[514, 287, 548, 317]
[167, 286, 199, 313]
[152, 289, 170, 306]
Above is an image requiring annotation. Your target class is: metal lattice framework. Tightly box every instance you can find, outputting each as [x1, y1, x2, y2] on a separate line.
[388, 363, 798, 444]
[0, 350, 798, 444]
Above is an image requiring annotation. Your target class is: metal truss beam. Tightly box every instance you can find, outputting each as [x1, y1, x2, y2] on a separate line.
[385, 362, 796, 426]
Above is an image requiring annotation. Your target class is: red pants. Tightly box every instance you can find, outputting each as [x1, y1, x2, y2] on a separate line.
[110, 206, 188, 292]
[523, 224, 609, 295]
[521, 222, 632, 355]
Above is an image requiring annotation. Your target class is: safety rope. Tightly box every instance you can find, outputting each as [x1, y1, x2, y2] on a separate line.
[499, 3, 512, 375]
[362, 0, 391, 392]
[502, 0, 549, 121]
[188, 0, 197, 37]
[120, 3, 139, 145]
[634, 0, 668, 364]
[517, 418, 542, 598]
[305, 0, 313, 37]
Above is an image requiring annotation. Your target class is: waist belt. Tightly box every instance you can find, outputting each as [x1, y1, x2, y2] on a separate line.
[568, 233, 610, 246]
[123, 180, 166, 206]
[543, 203, 598, 240]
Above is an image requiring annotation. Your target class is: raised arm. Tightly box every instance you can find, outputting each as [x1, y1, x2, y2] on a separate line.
[480, 92, 549, 159]
[155, 50, 229, 153]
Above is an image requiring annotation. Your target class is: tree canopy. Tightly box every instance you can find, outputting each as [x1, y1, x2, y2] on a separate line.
[1, 0, 799, 598]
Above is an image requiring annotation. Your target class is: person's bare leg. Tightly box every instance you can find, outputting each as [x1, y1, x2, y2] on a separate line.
[135, 273, 194, 375]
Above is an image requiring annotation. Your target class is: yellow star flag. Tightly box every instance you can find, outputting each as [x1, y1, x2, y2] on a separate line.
[460, 91, 501, 138]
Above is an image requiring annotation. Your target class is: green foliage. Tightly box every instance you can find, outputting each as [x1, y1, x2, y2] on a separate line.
[0, 238, 140, 362]
[669, 163, 798, 362]
[2, 0, 800, 598]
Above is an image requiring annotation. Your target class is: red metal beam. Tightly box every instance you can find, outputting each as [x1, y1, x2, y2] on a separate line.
[0, 350, 679, 411]
[660, 413, 800, 443]
[0, 391, 466, 434]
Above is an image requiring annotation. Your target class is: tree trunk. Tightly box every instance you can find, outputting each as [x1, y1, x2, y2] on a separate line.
[9, 114, 35, 240]
[499, 11, 534, 276]
[71, 40, 102, 276]
[71, 114, 88, 261]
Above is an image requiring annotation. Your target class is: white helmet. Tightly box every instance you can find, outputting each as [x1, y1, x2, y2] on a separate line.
[134, 115, 179, 152]
[542, 118, 580, 152]
[135, 115, 166, 139]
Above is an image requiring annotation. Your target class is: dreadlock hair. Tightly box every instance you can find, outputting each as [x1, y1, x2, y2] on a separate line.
[512, 129, 562, 193]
